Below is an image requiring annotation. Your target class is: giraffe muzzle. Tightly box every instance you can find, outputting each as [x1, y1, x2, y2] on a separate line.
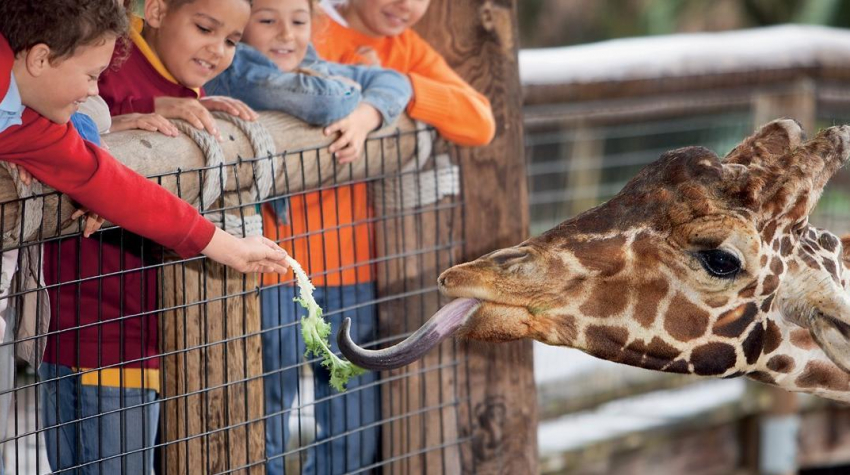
[337, 297, 481, 371]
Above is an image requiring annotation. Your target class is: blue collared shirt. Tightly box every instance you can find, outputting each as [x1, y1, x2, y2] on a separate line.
[0, 71, 24, 134]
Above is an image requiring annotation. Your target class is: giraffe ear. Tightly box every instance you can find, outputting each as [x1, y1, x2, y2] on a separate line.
[807, 293, 850, 373]
[724, 119, 804, 166]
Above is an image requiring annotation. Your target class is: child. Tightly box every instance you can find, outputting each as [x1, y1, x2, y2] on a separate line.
[100, 0, 258, 139]
[205, 0, 411, 472]
[40, 0, 261, 473]
[0, 1, 288, 474]
[315, 0, 496, 147]
[310, 0, 495, 472]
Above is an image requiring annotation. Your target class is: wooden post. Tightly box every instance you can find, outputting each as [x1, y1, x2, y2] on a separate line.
[415, 1, 539, 473]
[160, 201, 265, 475]
[749, 78, 816, 475]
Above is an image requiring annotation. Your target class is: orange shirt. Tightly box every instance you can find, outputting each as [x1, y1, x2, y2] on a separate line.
[263, 13, 496, 287]
[313, 16, 496, 147]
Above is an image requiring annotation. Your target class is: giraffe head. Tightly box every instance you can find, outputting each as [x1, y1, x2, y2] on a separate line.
[340, 120, 850, 398]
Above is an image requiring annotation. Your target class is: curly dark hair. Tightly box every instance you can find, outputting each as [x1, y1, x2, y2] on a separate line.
[0, 0, 129, 62]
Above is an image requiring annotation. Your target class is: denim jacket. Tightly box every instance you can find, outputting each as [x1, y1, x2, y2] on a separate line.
[207, 43, 412, 127]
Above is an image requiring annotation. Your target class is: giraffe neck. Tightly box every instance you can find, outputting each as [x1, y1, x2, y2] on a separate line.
[750, 312, 850, 402]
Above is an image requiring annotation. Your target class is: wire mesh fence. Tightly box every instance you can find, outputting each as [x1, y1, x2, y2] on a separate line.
[0, 125, 469, 474]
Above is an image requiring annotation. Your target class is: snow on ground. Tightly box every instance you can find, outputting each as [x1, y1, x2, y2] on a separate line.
[520, 24, 850, 85]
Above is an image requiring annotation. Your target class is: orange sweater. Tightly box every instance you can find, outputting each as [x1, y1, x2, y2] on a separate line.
[262, 14, 496, 287]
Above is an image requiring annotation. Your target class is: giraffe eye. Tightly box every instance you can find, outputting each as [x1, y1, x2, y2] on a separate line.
[695, 250, 741, 279]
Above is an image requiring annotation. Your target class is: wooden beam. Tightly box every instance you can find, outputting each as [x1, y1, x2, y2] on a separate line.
[414, 1, 538, 473]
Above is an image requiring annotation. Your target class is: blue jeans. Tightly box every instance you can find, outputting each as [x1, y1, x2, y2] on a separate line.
[261, 283, 379, 475]
[39, 364, 160, 475]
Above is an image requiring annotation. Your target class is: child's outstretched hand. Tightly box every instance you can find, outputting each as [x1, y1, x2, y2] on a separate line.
[154, 97, 223, 141]
[201, 228, 290, 274]
[111, 113, 179, 137]
[324, 104, 382, 164]
[70, 208, 106, 238]
[200, 96, 259, 122]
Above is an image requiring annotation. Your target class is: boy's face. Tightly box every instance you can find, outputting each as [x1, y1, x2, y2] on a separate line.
[243, 0, 312, 72]
[350, 0, 430, 37]
[145, 0, 250, 88]
[15, 37, 116, 124]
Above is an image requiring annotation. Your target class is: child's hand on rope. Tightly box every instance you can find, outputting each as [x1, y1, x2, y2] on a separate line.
[70, 208, 105, 238]
[154, 97, 223, 141]
[110, 113, 179, 137]
[201, 228, 290, 274]
[324, 104, 382, 164]
[200, 96, 259, 122]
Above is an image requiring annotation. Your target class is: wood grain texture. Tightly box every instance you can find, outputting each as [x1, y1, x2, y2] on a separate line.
[160, 208, 265, 475]
[0, 113, 420, 250]
[413, 1, 538, 473]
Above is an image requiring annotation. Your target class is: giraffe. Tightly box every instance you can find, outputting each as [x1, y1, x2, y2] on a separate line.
[339, 119, 850, 402]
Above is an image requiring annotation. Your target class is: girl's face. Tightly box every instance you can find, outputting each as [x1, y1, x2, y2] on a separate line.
[144, 0, 250, 88]
[242, 0, 312, 72]
[346, 0, 430, 37]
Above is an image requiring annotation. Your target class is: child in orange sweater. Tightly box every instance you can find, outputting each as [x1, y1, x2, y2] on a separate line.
[314, 0, 496, 146]
[254, 1, 494, 473]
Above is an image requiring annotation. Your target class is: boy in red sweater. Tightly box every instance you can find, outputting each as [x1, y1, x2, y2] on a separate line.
[0, 1, 288, 473]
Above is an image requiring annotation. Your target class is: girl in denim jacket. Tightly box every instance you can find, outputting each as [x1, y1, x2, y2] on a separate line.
[206, 1, 411, 474]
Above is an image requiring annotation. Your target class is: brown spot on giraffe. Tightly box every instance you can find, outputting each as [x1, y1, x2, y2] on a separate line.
[738, 281, 757, 299]
[770, 256, 784, 276]
[569, 235, 627, 277]
[664, 359, 690, 374]
[762, 319, 782, 354]
[822, 259, 838, 282]
[585, 325, 629, 362]
[767, 355, 795, 373]
[819, 233, 839, 253]
[691, 342, 738, 375]
[664, 293, 710, 342]
[796, 361, 850, 391]
[760, 294, 775, 313]
[748, 371, 776, 385]
[633, 278, 669, 327]
[762, 221, 778, 242]
[742, 324, 765, 365]
[780, 236, 792, 255]
[761, 274, 779, 295]
[790, 328, 818, 350]
[579, 280, 629, 318]
[714, 303, 758, 337]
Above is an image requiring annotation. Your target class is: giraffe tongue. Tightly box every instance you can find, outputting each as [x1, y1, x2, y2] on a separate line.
[337, 298, 481, 371]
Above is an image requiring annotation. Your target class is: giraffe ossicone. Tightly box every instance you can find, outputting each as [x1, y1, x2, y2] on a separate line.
[339, 119, 850, 402]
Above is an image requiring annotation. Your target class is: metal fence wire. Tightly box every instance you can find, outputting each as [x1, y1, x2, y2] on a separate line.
[0, 125, 470, 475]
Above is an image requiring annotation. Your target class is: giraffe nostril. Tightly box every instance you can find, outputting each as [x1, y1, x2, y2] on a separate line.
[489, 248, 530, 266]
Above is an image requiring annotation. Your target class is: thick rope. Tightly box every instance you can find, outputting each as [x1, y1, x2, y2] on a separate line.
[0, 162, 43, 250]
[212, 112, 276, 201]
[371, 126, 460, 210]
[208, 212, 264, 237]
[172, 120, 227, 210]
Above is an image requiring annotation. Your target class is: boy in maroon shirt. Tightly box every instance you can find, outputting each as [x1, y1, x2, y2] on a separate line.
[0, 1, 288, 473]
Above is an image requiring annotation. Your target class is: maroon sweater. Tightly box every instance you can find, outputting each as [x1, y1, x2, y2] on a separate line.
[99, 38, 204, 114]
[0, 34, 212, 370]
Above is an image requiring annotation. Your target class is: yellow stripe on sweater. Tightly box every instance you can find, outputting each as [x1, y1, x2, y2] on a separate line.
[76, 367, 161, 393]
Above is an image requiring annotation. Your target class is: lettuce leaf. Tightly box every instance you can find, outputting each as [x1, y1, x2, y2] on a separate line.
[287, 256, 366, 392]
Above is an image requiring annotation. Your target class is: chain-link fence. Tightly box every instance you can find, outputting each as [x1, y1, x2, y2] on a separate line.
[0, 123, 469, 475]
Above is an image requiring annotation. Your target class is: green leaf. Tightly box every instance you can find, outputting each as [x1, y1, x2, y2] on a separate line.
[287, 256, 368, 392]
